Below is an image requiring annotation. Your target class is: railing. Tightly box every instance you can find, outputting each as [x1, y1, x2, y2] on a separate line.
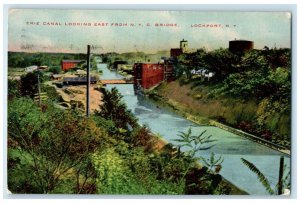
[211, 121, 290, 155]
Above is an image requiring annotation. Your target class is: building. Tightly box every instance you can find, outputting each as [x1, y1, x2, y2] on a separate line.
[61, 60, 84, 71]
[170, 39, 189, 58]
[180, 39, 188, 53]
[170, 48, 183, 58]
[51, 74, 63, 80]
[24, 65, 38, 72]
[229, 40, 254, 53]
[133, 61, 174, 89]
[63, 76, 98, 85]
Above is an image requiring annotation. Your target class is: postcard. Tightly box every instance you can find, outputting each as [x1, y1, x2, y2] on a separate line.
[7, 9, 291, 195]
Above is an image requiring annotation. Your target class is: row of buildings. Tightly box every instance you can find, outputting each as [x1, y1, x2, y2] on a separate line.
[134, 38, 254, 90]
[59, 38, 254, 90]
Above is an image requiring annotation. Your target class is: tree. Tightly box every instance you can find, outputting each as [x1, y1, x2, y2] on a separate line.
[48, 66, 61, 74]
[20, 72, 45, 98]
[204, 48, 240, 81]
[8, 79, 21, 100]
[8, 98, 104, 193]
[95, 87, 137, 130]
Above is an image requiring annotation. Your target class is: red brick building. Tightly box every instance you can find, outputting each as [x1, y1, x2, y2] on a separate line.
[170, 39, 189, 58]
[133, 62, 174, 89]
[170, 48, 183, 58]
[61, 60, 84, 71]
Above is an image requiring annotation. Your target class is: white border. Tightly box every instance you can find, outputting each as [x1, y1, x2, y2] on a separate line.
[1, 1, 299, 203]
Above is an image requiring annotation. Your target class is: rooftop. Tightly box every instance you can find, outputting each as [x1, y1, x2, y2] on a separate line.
[61, 60, 85, 63]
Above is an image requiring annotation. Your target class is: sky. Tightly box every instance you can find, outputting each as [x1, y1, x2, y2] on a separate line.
[8, 9, 291, 53]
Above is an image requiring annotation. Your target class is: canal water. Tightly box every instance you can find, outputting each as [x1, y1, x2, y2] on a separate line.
[98, 63, 290, 195]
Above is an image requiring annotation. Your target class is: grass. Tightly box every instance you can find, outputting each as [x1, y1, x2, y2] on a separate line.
[154, 80, 290, 148]
[156, 81, 258, 126]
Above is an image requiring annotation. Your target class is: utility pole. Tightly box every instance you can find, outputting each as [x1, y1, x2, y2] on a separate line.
[86, 45, 91, 117]
[37, 71, 41, 106]
[277, 156, 284, 195]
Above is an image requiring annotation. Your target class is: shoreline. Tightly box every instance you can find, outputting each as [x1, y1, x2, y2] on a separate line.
[147, 91, 290, 156]
[147, 133, 248, 195]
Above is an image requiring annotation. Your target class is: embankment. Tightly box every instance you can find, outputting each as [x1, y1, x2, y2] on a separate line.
[147, 81, 290, 155]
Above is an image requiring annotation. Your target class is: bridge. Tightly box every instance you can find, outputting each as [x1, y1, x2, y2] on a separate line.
[100, 79, 134, 84]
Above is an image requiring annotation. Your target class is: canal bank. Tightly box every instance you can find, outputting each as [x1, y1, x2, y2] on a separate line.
[147, 90, 290, 155]
[98, 63, 290, 195]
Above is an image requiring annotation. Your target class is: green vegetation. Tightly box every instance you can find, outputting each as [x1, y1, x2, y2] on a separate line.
[8, 70, 238, 194]
[155, 48, 291, 148]
[241, 157, 290, 195]
[48, 66, 61, 74]
[8, 52, 86, 69]
[95, 87, 137, 130]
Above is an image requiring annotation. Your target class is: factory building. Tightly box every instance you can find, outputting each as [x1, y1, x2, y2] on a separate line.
[133, 61, 174, 89]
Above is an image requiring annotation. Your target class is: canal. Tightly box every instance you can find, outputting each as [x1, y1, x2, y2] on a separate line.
[98, 63, 290, 195]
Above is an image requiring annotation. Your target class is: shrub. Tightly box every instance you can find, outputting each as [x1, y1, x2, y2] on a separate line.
[8, 98, 105, 193]
[48, 66, 61, 74]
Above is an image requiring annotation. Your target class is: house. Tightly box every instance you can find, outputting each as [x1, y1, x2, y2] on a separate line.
[25, 65, 38, 72]
[51, 74, 63, 80]
[61, 60, 84, 71]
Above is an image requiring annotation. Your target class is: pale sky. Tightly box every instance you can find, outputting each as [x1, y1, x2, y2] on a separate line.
[8, 9, 291, 53]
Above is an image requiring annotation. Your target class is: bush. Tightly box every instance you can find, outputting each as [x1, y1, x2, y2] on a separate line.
[41, 84, 62, 102]
[8, 79, 21, 100]
[91, 148, 184, 194]
[8, 98, 106, 193]
[49, 66, 61, 74]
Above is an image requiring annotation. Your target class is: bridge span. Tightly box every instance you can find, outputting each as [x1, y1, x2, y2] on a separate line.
[100, 79, 134, 85]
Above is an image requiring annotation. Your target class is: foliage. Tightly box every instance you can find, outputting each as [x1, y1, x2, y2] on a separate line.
[170, 128, 231, 194]
[8, 52, 85, 68]
[130, 125, 152, 148]
[8, 148, 40, 193]
[41, 84, 61, 102]
[19, 72, 40, 97]
[175, 48, 291, 144]
[174, 128, 216, 160]
[241, 158, 275, 194]
[201, 152, 224, 173]
[92, 116, 118, 136]
[48, 66, 61, 74]
[95, 87, 137, 130]
[241, 157, 291, 195]
[8, 79, 21, 100]
[8, 98, 106, 193]
[173, 128, 218, 179]
[203, 48, 240, 81]
[91, 148, 185, 194]
[19, 71, 50, 98]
